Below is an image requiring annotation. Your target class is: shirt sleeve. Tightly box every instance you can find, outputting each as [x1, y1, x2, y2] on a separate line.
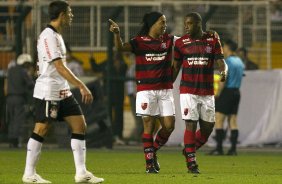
[44, 34, 63, 63]
[174, 41, 183, 62]
[173, 36, 180, 45]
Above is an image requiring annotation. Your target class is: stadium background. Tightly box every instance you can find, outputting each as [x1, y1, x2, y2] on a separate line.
[0, 0, 282, 147]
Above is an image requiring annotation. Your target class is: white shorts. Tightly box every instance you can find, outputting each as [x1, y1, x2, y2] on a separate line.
[136, 89, 175, 117]
[180, 94, 215, 122]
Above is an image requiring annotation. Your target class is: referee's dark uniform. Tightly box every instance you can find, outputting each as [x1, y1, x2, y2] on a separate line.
[215, 55, 244, 155]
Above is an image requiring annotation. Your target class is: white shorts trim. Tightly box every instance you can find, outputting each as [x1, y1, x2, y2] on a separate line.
[136, 89, 175, 117]
[180, 94, 215, 122]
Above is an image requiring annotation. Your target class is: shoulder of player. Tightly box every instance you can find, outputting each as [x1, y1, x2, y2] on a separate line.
[175, 34, 189, 45]
[40, 27, 60, 39]
[204, 30, 220, 40]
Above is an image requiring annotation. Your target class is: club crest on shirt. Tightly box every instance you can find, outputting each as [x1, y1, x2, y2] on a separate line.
[161, 42, 167, 49]
[205, 46, 212, 53]
[184, 108, 188, 116]
[141, 103, 148, 110]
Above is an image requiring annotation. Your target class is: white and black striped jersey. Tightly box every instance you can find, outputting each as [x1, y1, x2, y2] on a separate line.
[34, 25, 72, 101]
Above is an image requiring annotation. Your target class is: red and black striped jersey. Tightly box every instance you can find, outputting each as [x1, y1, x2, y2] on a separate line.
[130, 33, 174, 92]
[174, 32, 224, 95]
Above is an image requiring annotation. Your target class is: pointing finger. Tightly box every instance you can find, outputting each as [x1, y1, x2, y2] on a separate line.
[109, 19, 116, 25]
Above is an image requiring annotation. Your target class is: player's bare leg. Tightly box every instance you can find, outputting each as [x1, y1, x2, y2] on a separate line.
[195, 119, 215, 150]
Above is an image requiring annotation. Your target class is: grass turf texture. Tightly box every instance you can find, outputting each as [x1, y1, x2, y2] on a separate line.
[0, 147, 281, 184]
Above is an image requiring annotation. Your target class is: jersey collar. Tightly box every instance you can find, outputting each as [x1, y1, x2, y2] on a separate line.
[47, 24, 58, 33]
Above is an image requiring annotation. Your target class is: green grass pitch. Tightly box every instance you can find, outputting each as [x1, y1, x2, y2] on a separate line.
[0, 147, 281, 184]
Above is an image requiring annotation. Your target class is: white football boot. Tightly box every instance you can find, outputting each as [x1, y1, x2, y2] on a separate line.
[22, 173, 51, 183]
[75, 171, 104, 183]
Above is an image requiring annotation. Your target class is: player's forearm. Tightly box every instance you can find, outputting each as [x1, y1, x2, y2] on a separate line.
[172, 61, 181, 82]
[114, 33, 124, 51]
[57, 65, 85, 89]
[217, 59, 228, 74]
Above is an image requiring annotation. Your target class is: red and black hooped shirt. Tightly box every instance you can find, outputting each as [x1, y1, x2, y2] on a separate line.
[174, 32, 224, 95]
[130, 33, 174, 92]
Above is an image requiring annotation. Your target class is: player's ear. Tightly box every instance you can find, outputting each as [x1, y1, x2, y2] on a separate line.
[59, 11, 66, 20]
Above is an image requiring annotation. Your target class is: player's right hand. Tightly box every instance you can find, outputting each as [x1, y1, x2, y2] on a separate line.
[109, 19, 120, 34]
[220, 71, 226, 82]
[79, 85, 93, 104]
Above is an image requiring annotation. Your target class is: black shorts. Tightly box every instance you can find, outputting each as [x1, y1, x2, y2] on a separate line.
[34, 95, 83, 123]
[215, 88, 240, 115]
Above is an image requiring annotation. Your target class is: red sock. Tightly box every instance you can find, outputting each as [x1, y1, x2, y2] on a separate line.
[142, 133, 154, 164]
[184, 130, 196, 166]
[195, 130, 208, 150]
[153, 129, 170, 151]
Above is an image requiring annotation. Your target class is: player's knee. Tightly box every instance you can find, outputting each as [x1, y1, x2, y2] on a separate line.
[71, 122, 86, 134]
[165, 123, 175, 134]
[202, 122, 214, 136]
[33, 123, 50, 137]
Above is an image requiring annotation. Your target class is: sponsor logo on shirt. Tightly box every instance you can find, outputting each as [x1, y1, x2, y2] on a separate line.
[182, 38, 191, 45]
[141, 36, 151, 41]
[44, 38, 51, 59]
[145, 52, 167, 61]
[186, 57, 209, 66]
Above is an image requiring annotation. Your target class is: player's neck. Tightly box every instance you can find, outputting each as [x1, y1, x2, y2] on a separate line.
[191, 30, 203, 39]
[49, 21, 62, 34]
[148, 31, 161, 39]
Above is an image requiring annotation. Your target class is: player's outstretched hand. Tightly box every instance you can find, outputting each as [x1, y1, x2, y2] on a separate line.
[109, 19, 120, 34]
[79, 85, 93, 104]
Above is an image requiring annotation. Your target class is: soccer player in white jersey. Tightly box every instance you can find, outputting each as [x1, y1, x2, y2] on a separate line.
[22, 1, 104, 183]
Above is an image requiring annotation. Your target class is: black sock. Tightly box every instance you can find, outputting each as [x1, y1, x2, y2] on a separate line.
[216, 129, 224, 151]
[230, 129, 239, 151]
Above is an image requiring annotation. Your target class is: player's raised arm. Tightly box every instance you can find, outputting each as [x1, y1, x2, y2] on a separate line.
[109, 19, 132, 52]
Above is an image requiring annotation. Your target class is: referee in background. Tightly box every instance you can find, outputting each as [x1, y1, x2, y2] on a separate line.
[210, 39, 245, 156]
